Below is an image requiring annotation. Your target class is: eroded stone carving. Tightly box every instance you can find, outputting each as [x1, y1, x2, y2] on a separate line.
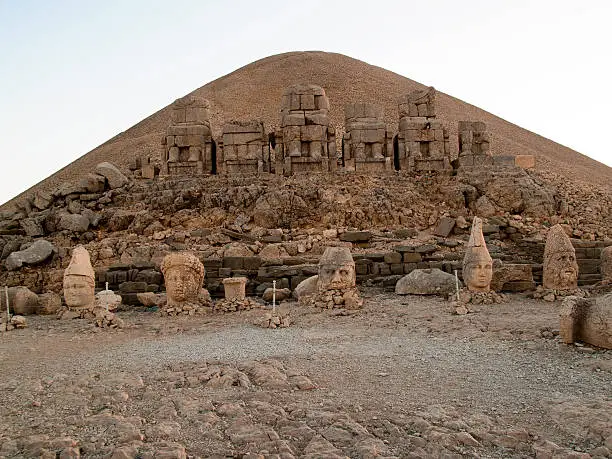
[462, 217, 493, 292]
[274, 84, 336, 175]
[543, 225, 579, 291]
[560, 295, 611, 349]
[63, 245, 95, 309]
[219, 121, 269, 174]
[160, 251, 207, 314]
[161, 96, 215, 176]
[395, 87, 452, 172]
[304, 247, 362, 310]
[343, 103, 392, 172]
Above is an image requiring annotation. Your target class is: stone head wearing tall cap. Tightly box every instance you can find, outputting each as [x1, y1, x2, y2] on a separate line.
[160, 252, 205, 307]
[317, 247, 356, 292]
[462, 217, 493, 292]
[63, 245, 95, 308]
[543, 224, 578, 290]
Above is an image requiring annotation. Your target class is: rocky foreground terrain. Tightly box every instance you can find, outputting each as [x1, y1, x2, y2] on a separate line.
[0, 292, 610, 458]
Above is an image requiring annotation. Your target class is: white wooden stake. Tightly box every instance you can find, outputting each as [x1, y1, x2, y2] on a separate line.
[272, 280, 277, 314]
[454, 270, 460, 302]
[5, 286, 10, 322]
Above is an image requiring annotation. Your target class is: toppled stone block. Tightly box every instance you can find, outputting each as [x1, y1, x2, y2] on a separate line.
[395, 268, 460, 296]
[433, 217, 456, 237]
[339, 231, 371, 243]
[58, 213, 90, 232]
[95, 162, 129, 189]
[515, 155, 535, 169]
[560, 295, 611, 349]
[5, 239, 55, 270]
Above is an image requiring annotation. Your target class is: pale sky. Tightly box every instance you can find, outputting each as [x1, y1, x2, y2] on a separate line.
[1, 0, 611, 205]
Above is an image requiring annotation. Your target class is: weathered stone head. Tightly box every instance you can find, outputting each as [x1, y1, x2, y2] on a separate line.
[317, 247, 356, 292]
[543, 225, 578, 290]
[63, 245, 95, 309]
[462, 217, 493, 292]
[160, 252, 205, 307]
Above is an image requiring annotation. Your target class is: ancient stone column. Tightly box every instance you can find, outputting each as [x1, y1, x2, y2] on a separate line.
[462, 217, 493, 292]
[160, 252, 205, 309]
[63, 245, 95, 309]
[543, 225, 579, 291]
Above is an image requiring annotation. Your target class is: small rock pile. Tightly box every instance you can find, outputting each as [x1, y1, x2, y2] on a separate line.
[56, 306, 124, 328]
[457, 289, 507, 305]
[0, 314, 27, 332]
[307, 287, 363, 310]
[258, 311, 291, 329]
[92, 307, 125, 328]
[532, 286, 587, 302]
[158, 300, 211, 316]
[213, 297, 262, 313]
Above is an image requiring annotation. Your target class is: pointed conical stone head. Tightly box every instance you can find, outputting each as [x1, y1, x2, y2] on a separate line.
[63, 245, 95, 308]
[462, 217, 493, 292]
[543, 225, 578, 290]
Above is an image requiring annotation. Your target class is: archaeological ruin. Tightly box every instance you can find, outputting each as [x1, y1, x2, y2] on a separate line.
[0, 51, 611, 459]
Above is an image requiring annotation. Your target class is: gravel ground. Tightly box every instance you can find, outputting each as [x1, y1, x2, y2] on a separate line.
[0, 292, 610, 458]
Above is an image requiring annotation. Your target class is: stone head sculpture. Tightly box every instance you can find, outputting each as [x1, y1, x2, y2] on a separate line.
[317, 247, 356, 292]
[160, 252, 205, 306]
[543, 225, 578, 290]
[462, 217, 493, 292]
[63, 245, 95, 308]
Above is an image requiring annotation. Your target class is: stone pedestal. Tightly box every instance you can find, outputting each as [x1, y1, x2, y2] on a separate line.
[222, 277, 247, 301]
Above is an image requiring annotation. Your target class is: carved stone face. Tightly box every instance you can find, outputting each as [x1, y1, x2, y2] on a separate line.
[63, 275, 95, 308]
[318, 262, 356, 291]
[165, 268, 200, 304]
[464, 261, 493, 292]
[543, 225, 579, 291]
[317, 247, 356, 292]
[545, 251, 578, 290]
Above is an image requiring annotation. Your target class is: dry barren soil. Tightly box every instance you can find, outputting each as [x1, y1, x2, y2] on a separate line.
[0, 292, 610, 458]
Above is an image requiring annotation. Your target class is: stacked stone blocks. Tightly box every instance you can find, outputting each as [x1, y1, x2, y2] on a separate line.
[275, 84, 336, 174]
[161, 96, 215, 176]
[343, 103, 392, 172]
[396, 87, 452, 172]
[219, 121, 269, 174]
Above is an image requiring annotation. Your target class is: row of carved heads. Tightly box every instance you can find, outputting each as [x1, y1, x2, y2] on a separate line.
[61, 223, 582, 309]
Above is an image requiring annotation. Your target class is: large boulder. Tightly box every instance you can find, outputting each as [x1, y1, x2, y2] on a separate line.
[78, 173, 106, 193]
[5, 239, 55, 270]
[293, 275, 318, 299]
[395, 268, 460, 296]
[0, 286, 40, 315]
[58, 212, 90, 232]
[95, 162, 128, 189]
